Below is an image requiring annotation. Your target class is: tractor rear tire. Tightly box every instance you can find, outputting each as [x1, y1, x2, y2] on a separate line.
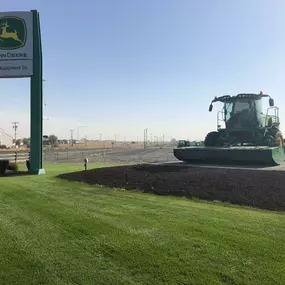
[204, 131, 220, 147]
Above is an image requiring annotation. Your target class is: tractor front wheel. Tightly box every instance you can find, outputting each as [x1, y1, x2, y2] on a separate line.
[204, 131, 221, 147]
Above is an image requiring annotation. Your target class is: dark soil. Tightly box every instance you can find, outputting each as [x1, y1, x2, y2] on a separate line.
[58, 164, 285, 212]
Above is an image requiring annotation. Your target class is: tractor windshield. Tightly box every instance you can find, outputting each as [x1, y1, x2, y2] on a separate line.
[233, 101, 251, 112]
[225, 100, 251, 122]
[225, 99, 257, 128]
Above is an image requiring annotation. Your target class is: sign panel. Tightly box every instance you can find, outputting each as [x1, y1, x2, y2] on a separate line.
[0, 11, 33, 78]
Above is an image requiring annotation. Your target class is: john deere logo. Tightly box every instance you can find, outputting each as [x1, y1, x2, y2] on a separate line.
[0, 16, 26, 50]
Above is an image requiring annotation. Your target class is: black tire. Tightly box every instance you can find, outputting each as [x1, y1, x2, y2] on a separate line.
[204, 131, 220, 147]
[264, 135, 275, 147]
[264, 129, 284, 148]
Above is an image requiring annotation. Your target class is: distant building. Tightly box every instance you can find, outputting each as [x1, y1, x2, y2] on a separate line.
[58, 139, 69, 144]
[0, 129, 13, 148]
[43, 135, 51, 146]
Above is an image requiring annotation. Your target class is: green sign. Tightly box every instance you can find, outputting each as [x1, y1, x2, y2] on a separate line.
[0, 11, 33, 78]
[0, 16, 27, 50]
[0, 10, 44, 175]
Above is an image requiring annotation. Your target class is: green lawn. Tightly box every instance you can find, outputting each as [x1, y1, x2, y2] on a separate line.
[0, 164, 285, 285]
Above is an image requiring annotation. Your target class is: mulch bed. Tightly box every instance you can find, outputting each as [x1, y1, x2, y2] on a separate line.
[58, 164, 285, 212]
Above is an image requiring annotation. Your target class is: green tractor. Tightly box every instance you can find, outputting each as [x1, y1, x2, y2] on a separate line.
[173, 92, 285, 166]
[177, 140, 191, 147]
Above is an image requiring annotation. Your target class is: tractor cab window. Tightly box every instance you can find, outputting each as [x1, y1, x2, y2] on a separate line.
[225, 102, 233, 121]
[225, 100, 251, 122]
[255, 99, 264, 126]
[225, 99, 256, 128]
[233, 100, 251, 113]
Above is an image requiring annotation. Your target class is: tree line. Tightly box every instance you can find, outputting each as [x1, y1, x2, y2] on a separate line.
[14, 135, 59, 147]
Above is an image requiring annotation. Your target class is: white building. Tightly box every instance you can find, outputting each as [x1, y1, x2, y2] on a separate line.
[0, 128, 13, 148]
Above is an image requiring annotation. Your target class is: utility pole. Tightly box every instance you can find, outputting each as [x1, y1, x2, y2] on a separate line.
[77, 125, 87, 141]
[144, 128, 148, 149]
[70, 130, 74, 147]
[12, 122, 19, 147]
[100, 133, 102, 142]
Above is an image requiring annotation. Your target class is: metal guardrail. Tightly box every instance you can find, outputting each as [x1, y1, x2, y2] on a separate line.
[0, 152, 29, 163]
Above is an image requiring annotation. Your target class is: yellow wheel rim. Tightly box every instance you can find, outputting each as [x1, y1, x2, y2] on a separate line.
[276, 136, 284, 148]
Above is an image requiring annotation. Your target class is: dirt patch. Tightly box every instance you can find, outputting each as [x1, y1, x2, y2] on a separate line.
[58, 164, 285, 212]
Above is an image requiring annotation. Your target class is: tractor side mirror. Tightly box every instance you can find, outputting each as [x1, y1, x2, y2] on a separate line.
[209, 104, 213, 112]
[269, 98, 274, 106]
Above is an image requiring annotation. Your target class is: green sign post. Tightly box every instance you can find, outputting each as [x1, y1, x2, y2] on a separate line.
[0, 10, 45, 174]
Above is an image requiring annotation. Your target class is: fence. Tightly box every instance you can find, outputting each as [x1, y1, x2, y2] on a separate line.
[0, 151, 29, 164]
[0, 148, 175, 165]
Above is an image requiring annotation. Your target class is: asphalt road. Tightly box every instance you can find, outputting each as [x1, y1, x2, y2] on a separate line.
[3, 146, 285, 171]
[48, 147, 176, 164]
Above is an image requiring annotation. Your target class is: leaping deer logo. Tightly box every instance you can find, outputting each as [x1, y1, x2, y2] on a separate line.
[0, 21, 23, 44]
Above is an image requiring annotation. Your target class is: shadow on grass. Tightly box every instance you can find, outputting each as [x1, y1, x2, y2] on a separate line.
[0, 170, 32, 178]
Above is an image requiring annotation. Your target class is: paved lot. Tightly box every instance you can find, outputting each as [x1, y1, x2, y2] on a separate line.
[2, 146, 285, 171]
[0, 147, 176, 164]
[46, 147, 176, 164]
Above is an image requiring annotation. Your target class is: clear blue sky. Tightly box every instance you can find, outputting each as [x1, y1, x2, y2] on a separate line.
[1, 0, 285, 141]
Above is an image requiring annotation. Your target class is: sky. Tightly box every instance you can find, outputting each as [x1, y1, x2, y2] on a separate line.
[0, 0, 285, 141]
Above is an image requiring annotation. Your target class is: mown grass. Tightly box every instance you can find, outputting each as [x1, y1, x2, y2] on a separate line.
[0, 163, 285, 285]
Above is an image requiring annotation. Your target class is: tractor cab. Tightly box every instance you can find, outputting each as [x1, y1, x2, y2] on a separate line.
[205, 91, 283, 148]
[209, 92, 278, 131]
[224, 98, 257, 129]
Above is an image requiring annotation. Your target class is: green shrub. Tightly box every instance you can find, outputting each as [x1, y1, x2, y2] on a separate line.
[7, 162, 19, 171]
[0, 160, 9, 175]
